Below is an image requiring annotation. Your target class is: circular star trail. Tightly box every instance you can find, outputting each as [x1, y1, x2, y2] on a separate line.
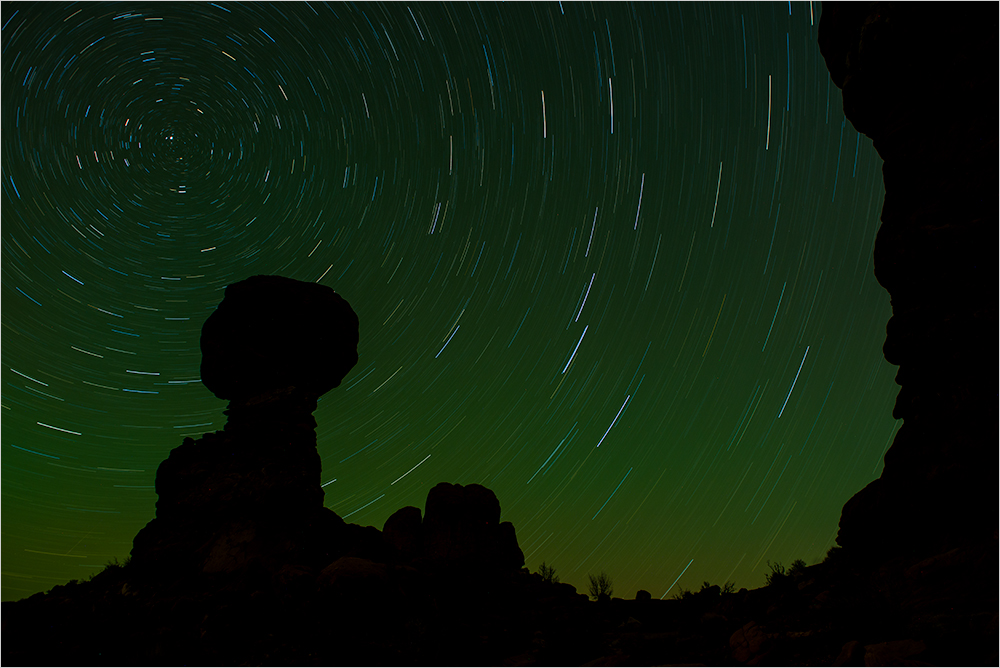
[1, 2, 898, 602]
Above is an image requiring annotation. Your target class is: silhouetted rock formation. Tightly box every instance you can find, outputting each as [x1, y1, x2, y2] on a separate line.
[200, 274, 359, 402]
[77, 274, 538, 663]
[812, 6, 997, 665]
[818, 3, 997, 558]
[421, 482, 525, 571]
[383, 505, 423, 560]
[130, 275, 360, 580]
[382, 483, 525, 573]
[6, 19, 999, 652]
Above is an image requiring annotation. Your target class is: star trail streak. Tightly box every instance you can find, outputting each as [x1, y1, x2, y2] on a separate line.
[2, 2, 897, 603]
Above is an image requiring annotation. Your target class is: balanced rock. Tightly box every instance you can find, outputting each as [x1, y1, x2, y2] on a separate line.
[130, 275, 360, 579]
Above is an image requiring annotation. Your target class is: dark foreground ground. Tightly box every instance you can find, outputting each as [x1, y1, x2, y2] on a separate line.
[2, 538, 995, 666]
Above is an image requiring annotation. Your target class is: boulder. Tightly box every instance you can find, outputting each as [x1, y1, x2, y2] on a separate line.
[862, 639, 927, 666]
[200, 274, 359, 402]
[420, 482, 525, 572]
[383, 505, 422, 560]
[318, 556, 390, 591]
[273, 563, 317, 597]
[833, 640, 864, 667]
[730, 621, 768, 664]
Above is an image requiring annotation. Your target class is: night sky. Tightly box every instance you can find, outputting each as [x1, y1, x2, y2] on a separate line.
[1, 2, 900, 603]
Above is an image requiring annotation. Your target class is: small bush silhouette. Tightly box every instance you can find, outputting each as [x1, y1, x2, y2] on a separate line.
[765, 560, 788, 587]
[538, 561, 560, 584]
[671, 587, 693, 600]
[788, 558, 807, 577]
[87, 556, 131, 583]
[101, 556, 131, 572]
[588, 571, 613, 600]
[676, 581, 735, 598]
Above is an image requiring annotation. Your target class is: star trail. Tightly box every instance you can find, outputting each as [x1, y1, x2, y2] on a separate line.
[1, 2, 899, 602]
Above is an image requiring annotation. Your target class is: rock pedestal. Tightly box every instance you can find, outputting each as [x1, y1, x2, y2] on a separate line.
[130, 276, 359, 579]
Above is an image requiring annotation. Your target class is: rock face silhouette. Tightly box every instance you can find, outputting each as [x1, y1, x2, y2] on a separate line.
[383, 483, 525, 572]
[819, 3, 997, 557]
[131, 275, 361, 578]
[128, 273, 526, 590]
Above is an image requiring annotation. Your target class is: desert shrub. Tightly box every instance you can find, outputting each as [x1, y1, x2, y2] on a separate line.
[89, 556, 131, 580]
[83, 556, 134, 588]
[538, 561, 560, 584]
[588, 571, 613, 600]
[764, 560, 788, 587]
[697, 581, 722, 597]
[671, 587, 693, 600]
[102, 556, 131, 572]
[686, 580, 735, 597]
